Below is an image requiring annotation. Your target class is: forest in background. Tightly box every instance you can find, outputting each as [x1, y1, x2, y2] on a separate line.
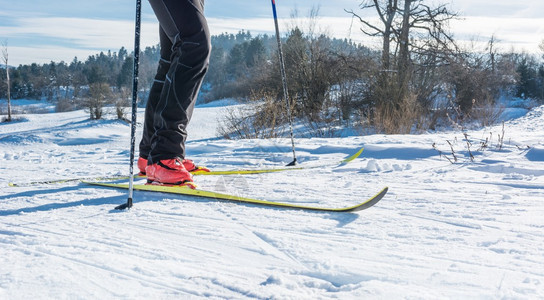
[1, 3, 544, 135]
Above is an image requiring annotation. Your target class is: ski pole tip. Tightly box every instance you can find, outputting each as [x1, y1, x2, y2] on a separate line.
[114, 198, 133, 210]
[286, 158, 297, 166]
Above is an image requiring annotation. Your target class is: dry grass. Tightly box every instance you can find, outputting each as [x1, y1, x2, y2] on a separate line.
[373, 93, 422, 134]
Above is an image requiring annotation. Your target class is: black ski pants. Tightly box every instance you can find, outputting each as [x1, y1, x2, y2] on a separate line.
[139, 0, 211, 164]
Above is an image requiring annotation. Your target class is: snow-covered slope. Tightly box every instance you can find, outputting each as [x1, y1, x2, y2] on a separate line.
[0, 102, 543, 299]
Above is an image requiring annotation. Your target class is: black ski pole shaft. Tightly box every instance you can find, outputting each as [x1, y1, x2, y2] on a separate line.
[116, 0, 141, 210]
[271, 0, 297, 166]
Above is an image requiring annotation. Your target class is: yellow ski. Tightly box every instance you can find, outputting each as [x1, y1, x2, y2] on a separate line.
[9, 147, 364, 187]
[85, 180, 387, 212]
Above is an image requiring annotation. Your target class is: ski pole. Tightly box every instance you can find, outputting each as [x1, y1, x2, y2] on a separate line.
[271, 0, 297, 166]
[116, 0, 141, 210]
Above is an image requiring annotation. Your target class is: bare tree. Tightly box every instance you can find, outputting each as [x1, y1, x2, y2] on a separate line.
[348, 0, 456, 81]
[399, 0, 458, 106]
[2, 41, 11, 122]
[487, 35, 498, 73]
[346, 0, 399, 72]
[347, 0, 457, 133]
[86, 82, 112, 120]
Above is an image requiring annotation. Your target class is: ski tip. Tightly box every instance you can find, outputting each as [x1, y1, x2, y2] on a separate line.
[346, 186, 388, 212]
[373, 186, 388, 200]
[340, 147, 364, 164]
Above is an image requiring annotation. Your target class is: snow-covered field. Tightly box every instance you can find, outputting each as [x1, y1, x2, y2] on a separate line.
[1, 100, 543, 299]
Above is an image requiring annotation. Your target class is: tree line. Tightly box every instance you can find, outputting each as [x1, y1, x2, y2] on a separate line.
[0, 45, 160, 119]
[2, 1, 544, 134]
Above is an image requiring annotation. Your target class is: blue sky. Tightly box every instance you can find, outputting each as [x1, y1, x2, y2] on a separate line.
[1, 0, 543, 66]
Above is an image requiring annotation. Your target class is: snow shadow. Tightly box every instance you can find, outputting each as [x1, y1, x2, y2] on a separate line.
[526, 147, 544, 161]
[325, 212, 360, 227]
[0, 186, 122, 217]
[0, 134, 46, 144]
[55, 137, 114, 146]
[1, 118, 127, 146]
[362, 145, 437, 160]
[468, 164, 544, 177]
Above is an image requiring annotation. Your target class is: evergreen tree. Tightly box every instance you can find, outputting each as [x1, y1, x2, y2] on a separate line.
[516, 56, 539, 99]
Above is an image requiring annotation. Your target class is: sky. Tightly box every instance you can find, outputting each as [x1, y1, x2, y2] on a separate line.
[0, 0, 543, 66]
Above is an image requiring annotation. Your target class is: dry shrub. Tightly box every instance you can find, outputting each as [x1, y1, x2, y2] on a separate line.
[217, 91, 287, 139]
[115, 87, 131, 121]
[85, 83, 112, 120]
[55, 98, 77, 112]
[471, 97, 505, 127]
[373, 93, 422, 134]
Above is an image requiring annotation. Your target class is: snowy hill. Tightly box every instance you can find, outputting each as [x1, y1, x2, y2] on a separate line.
[0, 101, 543, 299]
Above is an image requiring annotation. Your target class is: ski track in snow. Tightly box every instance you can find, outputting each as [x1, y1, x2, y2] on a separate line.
[0, 103, 543, 298]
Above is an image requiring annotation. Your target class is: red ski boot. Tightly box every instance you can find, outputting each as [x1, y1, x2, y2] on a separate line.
[145, 158, 196, 189]
[139, 157, 209, 175]
[181, 159, 210, 173]
[137, 157, 148, 175]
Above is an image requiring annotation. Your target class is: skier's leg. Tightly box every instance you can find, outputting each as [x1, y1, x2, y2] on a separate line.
[147, 0, 210, 163]
[138, 27, 172, 173]
[145, 0, 211, 184]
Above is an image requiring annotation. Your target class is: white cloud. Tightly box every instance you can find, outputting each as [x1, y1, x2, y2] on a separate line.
[2, 17, 160, 65]
[207, 16, 380, 46]
[8, 45, 102, 66]
[450, 16, 544, 52]
[2, 17, 158, 49]
[3, 12, 543, 66]
[209, 15, 544, 53]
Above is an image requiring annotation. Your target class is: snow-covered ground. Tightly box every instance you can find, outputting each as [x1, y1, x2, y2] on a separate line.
[0, 101, 543, 299]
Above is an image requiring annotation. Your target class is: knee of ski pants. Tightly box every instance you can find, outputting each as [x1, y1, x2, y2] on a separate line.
[172, 37, 211, 69]
[155, 57, 171, 80]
